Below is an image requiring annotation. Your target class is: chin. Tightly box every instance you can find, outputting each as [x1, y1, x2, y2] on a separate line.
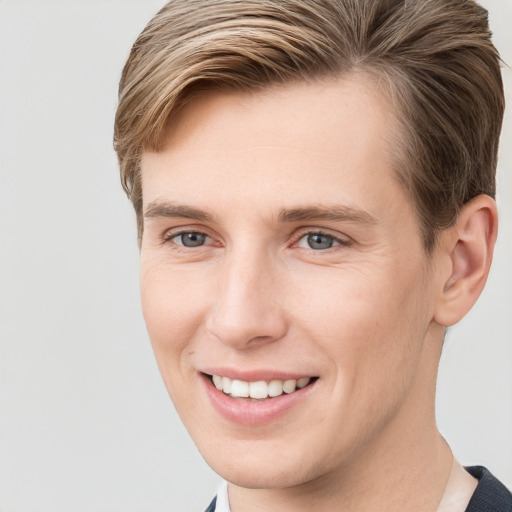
[210, 458, 311, 489]
[196, 435, 328, 490]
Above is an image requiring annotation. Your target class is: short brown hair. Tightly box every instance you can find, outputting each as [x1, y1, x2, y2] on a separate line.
[114, 0, 504, 251]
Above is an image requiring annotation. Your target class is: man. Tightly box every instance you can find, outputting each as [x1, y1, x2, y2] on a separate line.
[114, 1, 511, 510]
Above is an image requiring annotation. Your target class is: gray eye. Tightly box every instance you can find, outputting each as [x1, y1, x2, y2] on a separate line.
[306, 233, 335, 250]
[179, 232, 207, 247]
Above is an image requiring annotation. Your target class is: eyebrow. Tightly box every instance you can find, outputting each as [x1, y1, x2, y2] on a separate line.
[278, 205, 377, 225]
[144, 201, 214, 222]
[143, 201, 377, 225]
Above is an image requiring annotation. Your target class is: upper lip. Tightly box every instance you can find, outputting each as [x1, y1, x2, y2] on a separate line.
[201, 367, 316, 382]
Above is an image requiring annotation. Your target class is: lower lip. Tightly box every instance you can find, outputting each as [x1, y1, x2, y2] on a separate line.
[201, 374, 317, 425]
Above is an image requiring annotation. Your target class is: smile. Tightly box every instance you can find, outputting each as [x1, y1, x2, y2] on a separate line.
[211, 375, 313, 399]
[201, 370, 319, 424]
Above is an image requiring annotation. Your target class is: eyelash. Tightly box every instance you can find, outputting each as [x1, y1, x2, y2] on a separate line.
[161, 228, 353, 251]
[291, 229, 353, 250]
[162, 229, 215, 249]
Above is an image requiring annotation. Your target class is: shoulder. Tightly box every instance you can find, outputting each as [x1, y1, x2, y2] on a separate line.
[465, 466, 512, 512]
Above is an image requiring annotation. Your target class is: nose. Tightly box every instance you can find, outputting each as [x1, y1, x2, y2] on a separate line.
[206, 249, 288, 350]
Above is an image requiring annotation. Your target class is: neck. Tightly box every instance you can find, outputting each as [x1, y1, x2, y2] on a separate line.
[437, 458, 478, 512]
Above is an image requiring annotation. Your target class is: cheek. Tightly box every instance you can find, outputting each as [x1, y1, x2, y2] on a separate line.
[139, 263, 218, 425]
[139, 263, 212, 368]
[291, 263, 430, 387]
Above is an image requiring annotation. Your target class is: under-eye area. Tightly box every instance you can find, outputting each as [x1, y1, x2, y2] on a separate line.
[205, 373, 319, 400]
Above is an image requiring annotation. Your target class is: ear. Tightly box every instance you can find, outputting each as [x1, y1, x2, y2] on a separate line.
[433, 195, 498, 327]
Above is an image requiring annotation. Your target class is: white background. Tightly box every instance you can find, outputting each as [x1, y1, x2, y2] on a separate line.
[0, 1, 510, 511]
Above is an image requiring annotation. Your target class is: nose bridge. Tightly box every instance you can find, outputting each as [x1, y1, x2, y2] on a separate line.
[207, 242, 287, 348]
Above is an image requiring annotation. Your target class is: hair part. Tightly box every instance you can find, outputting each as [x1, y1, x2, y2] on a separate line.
[114, 0, 504, 251]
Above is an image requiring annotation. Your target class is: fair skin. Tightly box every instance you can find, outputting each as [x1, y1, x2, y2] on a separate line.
[139, 75, 497, 512]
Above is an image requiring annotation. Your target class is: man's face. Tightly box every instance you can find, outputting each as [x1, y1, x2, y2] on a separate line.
[139, 75, 445, 488]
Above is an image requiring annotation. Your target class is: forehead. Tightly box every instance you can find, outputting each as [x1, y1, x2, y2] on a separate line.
[165, 75, 391, 145]
[140, 73, 412, 231]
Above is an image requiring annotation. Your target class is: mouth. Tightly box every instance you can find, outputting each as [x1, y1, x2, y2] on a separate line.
[205, 373, 318, 400]
[200, 369, 319, 424]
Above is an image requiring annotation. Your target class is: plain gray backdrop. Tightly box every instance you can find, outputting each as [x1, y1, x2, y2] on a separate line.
[0, 1, 511, 511]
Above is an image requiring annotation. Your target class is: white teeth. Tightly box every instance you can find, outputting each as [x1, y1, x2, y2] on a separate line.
[212, 374, 223, 390]
[283, 379, 296, 394]
[231, 379, 249, 398]
[268, 380, 284, 397]
[222, 376, 232, 394]
[297, 377, 311, 389]
[211, 375, 313, 399]
[249, 381, 268, 399]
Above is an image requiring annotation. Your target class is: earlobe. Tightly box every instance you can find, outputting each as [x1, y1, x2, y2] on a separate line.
[433, 195, 498, 327]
